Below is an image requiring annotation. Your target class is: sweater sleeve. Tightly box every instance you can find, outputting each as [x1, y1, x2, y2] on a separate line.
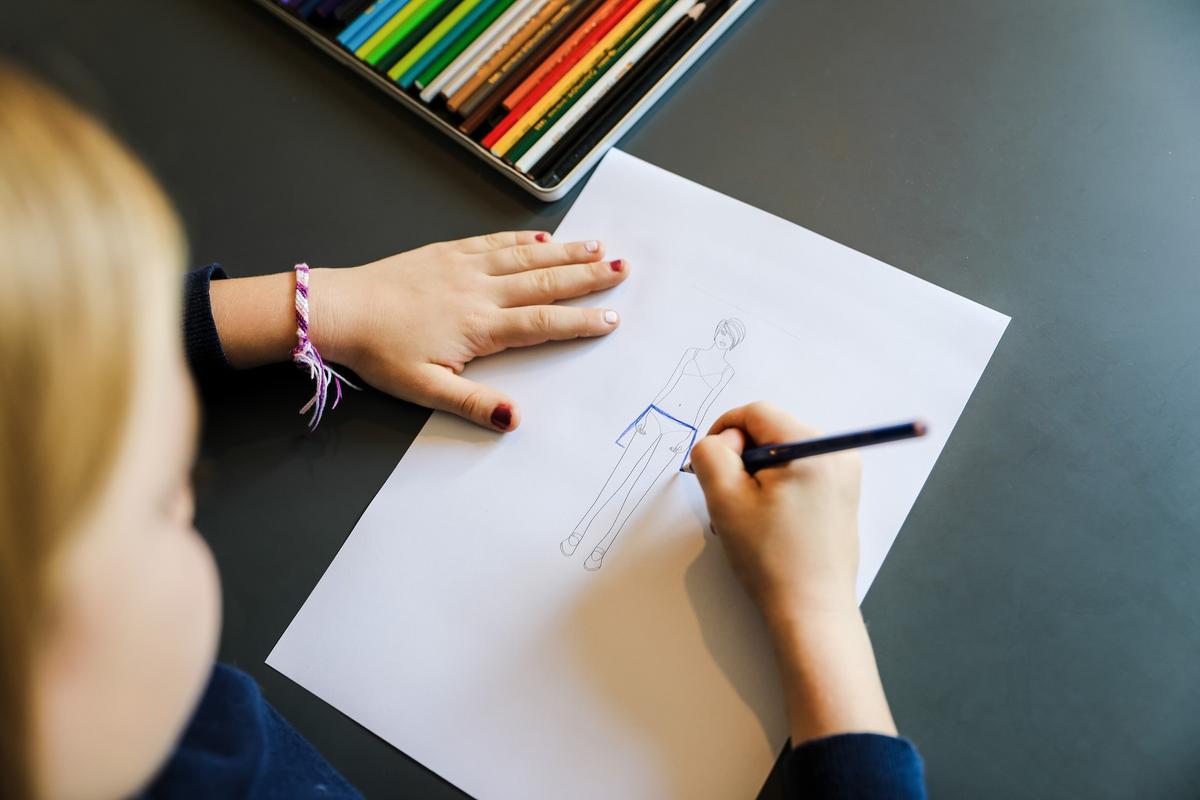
[139, 663, 362, 799]
[784, 733, 927, 799]
[183, 263, 232, 382]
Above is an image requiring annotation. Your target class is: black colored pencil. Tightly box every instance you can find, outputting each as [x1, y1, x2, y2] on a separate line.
[530, 0, 723, 183]
[459, 0, 608, 136]
[680, 421, 929, 475]
[374, 0, 460, 76]
[334, 0, 373, 23]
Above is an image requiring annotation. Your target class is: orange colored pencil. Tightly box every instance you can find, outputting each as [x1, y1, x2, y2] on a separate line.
[500, 0, 623, 112]
[448, 0, 569, 113]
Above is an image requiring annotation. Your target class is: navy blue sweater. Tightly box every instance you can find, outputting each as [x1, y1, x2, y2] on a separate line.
[150, 265, 927, 799]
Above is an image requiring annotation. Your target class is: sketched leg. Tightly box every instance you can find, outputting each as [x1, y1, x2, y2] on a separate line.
[561, 424, 657, 556]
[583, 427, 690, 571]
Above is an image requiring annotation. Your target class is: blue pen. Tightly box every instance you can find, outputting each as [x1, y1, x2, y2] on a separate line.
[681, 421, 928, 475]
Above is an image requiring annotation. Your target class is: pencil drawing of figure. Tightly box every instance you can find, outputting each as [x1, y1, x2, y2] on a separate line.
[561, 319, 747, 571]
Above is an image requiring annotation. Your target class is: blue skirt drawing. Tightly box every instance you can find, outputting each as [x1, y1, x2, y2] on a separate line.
[560, 405, 698, 571]
[560, 318, 746, 571]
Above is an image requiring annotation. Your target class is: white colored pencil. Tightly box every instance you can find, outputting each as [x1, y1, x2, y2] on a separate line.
[419, 0, 545, 103]
[515, 0, 698, 174]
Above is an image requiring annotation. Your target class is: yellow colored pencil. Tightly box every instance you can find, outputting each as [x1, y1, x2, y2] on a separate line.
[490, 0, 658, 156]
[355, 0, 434, 59]
[387, 0, 485, 81]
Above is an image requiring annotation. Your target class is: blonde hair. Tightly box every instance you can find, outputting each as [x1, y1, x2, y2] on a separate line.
[0, 64, 185, 798]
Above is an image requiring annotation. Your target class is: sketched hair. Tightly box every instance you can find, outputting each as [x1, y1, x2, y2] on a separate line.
[714, 318, 746, 349]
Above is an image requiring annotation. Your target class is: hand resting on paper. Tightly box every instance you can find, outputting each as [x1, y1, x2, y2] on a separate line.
[208, 231, 628, 431]
[688, 402, 900, 748]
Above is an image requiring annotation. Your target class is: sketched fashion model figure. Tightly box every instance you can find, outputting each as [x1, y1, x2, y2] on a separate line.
[561, 319, 747, 571]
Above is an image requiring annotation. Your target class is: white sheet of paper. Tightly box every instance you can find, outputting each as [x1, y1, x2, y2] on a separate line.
[268, 150, 1009, 800]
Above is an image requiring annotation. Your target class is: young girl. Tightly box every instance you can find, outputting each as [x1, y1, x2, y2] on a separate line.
[0, 65, 925, 799]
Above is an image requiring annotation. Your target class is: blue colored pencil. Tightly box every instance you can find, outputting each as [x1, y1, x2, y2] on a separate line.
[397, 0, 501, 89]
[681, 421, 928, 475]
[339, 0, 410, 49]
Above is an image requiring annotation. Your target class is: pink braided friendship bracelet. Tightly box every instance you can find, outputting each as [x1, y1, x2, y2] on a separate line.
[292, 263, 357, 430]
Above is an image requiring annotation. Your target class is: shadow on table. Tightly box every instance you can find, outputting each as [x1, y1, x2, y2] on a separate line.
[560, 502, 788, 799]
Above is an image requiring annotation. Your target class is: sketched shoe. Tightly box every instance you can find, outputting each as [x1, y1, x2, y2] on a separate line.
[583, 548, 606, 571]
[560, 532, 584, 556]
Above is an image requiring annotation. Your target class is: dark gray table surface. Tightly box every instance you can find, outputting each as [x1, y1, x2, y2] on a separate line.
[8, 1, 1200, 797]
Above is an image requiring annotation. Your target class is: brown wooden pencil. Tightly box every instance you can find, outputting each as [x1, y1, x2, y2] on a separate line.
[447, 0, 569, 113]
[457, 1, 580, 120]
[501, 0, 623, 113]
[459, 0, 607, 134]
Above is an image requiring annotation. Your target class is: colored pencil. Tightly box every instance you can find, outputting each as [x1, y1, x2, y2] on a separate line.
[506, 0, 677, 166]
[372, 0, 458, 72]
[356, 0, 435, 60]
[531, 0, 717, 182]
[499, 0, 622, 113]
[489, 0, 656, 155]
[457, 0, 604, 133]
[388, 0, 486, 86]
[419, 0, 538, 102]
[680, 422, 929, 475]
[298, 0, 325, 18]
[336, 0, 375, 21]
[431, 0, 546, 104]
[404, 0, 505, 90]
[482, 0, 640, 150]
[338, 0, 406, 49]
[459, 0, 600, 123]
[415, 0, 518, 92]
[445, 0, 562, 111]
[272, 0, 735, 191]
[513, 0, 690, 171]
[315, 0, 355, 20]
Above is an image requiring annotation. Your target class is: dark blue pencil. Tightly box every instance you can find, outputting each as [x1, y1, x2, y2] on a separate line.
[681, 421, 928, 475]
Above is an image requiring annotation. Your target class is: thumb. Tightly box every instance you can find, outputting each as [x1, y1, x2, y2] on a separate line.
[689, 428, 752, 499]
[416, 367, 521, 432]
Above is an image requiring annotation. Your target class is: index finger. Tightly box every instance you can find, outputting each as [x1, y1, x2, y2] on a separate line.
[707, 401, 821, 447]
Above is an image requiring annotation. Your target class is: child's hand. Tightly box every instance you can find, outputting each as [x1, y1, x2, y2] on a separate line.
[688, 402, 863, 622]
[690, 404, 901, 746]
[316, 231, 627, 431]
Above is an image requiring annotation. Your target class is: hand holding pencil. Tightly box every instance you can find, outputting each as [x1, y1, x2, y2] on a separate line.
[689, 403, 906, 746]
[688, 402, 868, 617]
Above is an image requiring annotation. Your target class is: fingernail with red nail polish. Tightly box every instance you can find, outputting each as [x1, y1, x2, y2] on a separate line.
[490, 404, 513, 430]
[536, 233, 549, 243]
[610, 259, 623, 272]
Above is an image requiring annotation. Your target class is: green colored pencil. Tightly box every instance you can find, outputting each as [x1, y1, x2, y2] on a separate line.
[416, 0, 518, 90]
[388, 0, 485, 81]
[504, 0, 670, 164]
[365, 0, 451, 66]
[356, 0, 433, 60]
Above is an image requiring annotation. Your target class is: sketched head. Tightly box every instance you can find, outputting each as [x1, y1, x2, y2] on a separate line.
[713, 318, 746, 350]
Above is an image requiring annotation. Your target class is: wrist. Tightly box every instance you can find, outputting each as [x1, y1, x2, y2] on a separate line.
[308, 267, 358, 366]
[759, 586, 860, 638]
[768, 606, 899, 743]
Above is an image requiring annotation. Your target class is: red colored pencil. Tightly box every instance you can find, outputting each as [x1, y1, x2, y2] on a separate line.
[481, 0, 641, 150]
[501, 0, 623, 112]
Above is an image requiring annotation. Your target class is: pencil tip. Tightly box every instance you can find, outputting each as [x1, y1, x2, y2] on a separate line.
[913, 420, 929, 436]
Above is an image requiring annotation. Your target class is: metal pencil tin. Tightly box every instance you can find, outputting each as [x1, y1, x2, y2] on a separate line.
[253, 0, 759, 202]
